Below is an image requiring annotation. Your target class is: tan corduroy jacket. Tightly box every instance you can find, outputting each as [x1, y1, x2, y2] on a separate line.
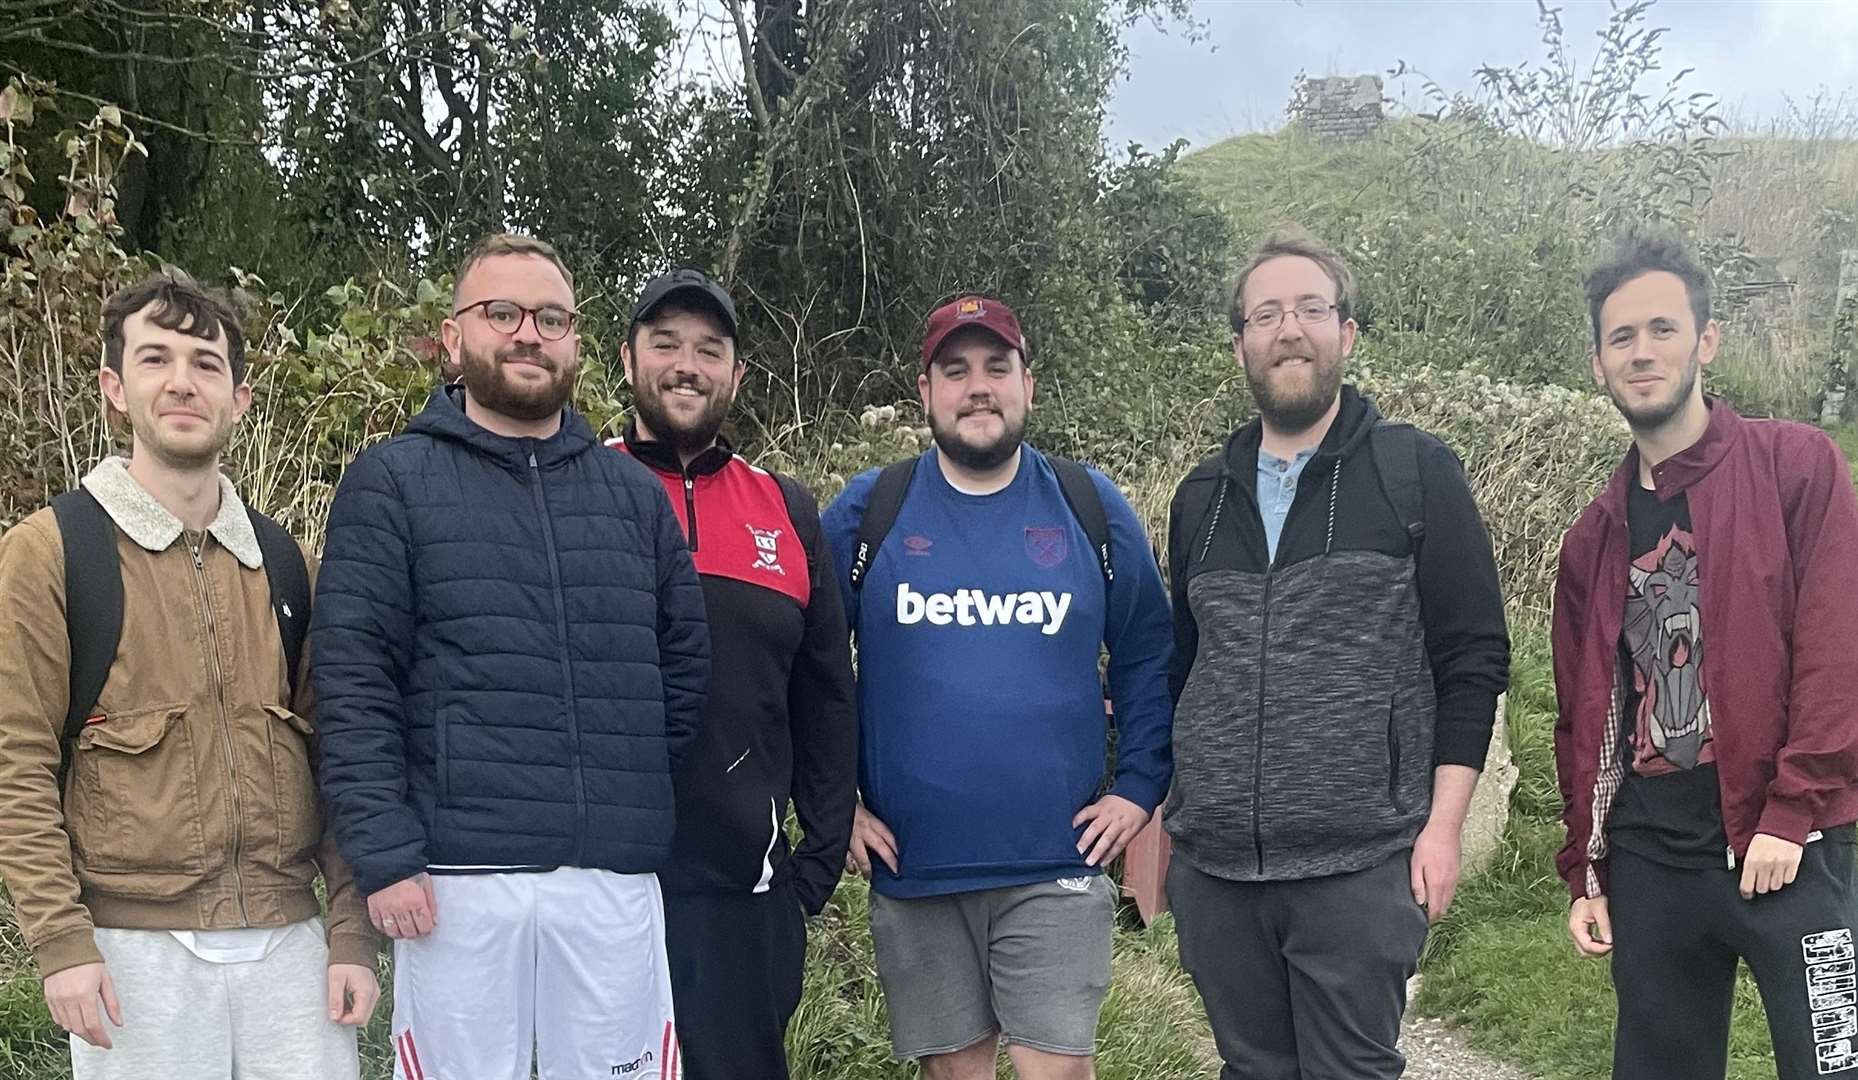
[0, 458, 377, 976]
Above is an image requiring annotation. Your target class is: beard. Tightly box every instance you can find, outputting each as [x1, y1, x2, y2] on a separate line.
[633, 372, 734, 455]
[1242, 339, 1344, 433]
[459, 340, 575, 423]
[929, 401, 1026, 472]
[1606, 346, 1702, 434]
[131, 397, 235, 471]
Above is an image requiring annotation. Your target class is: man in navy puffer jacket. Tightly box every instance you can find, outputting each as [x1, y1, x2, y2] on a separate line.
[312, 233, 710, 1079]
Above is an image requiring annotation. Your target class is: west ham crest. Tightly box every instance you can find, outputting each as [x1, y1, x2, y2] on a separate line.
[1025, 526, 1067, 568]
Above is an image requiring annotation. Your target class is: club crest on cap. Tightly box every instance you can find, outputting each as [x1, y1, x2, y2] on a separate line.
[957, 298, 984, 319]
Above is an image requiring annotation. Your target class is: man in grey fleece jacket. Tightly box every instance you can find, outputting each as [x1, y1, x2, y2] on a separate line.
[1164, 228, 1511, 1080]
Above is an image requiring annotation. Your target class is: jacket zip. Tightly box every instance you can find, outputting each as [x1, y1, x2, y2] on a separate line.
[1253, 569, 1272, 876]
[188, 536, 248, 924]
[527, 449, 588, 865]
[683, 474, 700, 552]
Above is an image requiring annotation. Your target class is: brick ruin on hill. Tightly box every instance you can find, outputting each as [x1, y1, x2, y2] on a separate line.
[1289, 74, 1385, 141]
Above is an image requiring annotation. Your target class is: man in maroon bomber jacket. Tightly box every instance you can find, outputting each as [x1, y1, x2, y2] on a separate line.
[1553, 227, 1858, 1080]
[609, 268, 859, 1080]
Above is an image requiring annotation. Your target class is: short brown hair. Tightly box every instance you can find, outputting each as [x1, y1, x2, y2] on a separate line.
[1584, 226, 1712, 350]
[452, 233, 575, 308]
[102, 268, 247, 384]
[1228, 227, 1356, 333]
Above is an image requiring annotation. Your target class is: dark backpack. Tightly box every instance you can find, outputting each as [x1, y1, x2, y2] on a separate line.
[846, 454, 1112, 593]
[50, 487, 311, 783]
[770, 472, 822, 583]
[1368, 420, 1427, 556]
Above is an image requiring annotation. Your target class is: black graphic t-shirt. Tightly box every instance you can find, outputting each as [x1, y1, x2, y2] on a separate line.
[1606, 481, 1729, 869]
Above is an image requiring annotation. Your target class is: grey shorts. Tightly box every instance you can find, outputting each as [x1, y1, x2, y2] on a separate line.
[869, 874, 1115, 1059]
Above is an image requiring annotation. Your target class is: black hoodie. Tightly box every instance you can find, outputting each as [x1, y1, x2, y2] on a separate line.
[1163, 385, 1510, 882]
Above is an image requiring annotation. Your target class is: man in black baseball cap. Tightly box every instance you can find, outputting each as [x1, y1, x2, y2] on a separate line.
[610, 269, 859, 1080]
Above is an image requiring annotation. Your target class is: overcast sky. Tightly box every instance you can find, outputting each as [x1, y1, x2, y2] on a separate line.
[1108, 0, 1858, 151]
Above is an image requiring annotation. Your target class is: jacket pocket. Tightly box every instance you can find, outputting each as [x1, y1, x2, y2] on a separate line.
[434, 702, 452, 808]
[71, 703, 208, 876]
[264, 705, 320, 868]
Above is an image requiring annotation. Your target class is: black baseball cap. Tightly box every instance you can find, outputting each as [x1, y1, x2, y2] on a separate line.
[630, 268, 738, 338]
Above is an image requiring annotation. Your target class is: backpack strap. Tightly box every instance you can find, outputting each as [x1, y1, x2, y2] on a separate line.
[50, 487, 124, 785]
[1049, 456, 1113, 586]
[770, 472, 822, 582]
[249, 509, 310, 698]
[1369, 421, 1427, 557]
[847, 459, 918, 593]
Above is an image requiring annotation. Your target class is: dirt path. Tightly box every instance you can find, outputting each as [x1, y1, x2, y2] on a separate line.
[1401, 1013, 1536, 1080]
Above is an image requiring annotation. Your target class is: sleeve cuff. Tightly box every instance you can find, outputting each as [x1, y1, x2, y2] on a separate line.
[1433, 688, 1500, 770]
[1757, 795, 1817, 847]
[1110, 776, 1166, 816]
[33, 925, 102, 977]
[326, 930, 383, 969]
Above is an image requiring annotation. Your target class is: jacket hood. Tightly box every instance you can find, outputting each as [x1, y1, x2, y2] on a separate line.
[408, 383, 599, 470]
[1196, 383, 1382, 483]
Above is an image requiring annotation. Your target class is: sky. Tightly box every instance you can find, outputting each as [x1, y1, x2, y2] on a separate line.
[1108, 0, 1858, 151]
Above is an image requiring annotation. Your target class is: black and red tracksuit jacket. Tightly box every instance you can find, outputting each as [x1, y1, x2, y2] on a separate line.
[612, 424, 858, 915]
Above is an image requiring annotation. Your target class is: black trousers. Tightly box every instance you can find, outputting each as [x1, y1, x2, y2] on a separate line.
[1168, 852, 1429, 1080]
[1610, 842, 1858, 1079]
[663, 883, 809, 1080]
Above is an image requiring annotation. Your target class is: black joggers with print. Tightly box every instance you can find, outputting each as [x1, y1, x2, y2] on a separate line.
[1610, 841, 1858, 1079]
[664, 883, 809, 1080]
[1168, 851, 1429, 1080]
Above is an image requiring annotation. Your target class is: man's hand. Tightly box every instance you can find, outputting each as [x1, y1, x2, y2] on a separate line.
[44, 962, 122, 1049]
[1073, 794, 1150, 868]
[368, 873, 437, 939]
[1410, 823, 1463, 924]
[1568, 895, 1614, 956]
[1740, 833, 1804, 899]
[327, 963, 380, 1026]
[845, 804, 899, 878]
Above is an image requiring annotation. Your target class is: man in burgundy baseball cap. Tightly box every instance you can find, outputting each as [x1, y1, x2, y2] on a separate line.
[919, 295, 1028, 372]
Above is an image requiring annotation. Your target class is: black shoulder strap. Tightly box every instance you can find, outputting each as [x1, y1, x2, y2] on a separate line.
[1049, 456, 1113, 586]
[770, 472, 822, 581]
[249, 509, 311, 697]
[51, 488, 123, 765]
[848, 460, 918, 593]
[1369, 421, 1426, 556]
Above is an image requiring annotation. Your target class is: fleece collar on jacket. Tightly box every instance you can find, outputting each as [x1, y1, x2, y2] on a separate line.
[80, 456, 263, 569]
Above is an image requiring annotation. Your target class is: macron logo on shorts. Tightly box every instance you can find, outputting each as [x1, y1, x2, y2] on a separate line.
[895, 582, 1072, 636]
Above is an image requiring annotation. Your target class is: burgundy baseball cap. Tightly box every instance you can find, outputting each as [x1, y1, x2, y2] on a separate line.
[920, 296, 1028, 371]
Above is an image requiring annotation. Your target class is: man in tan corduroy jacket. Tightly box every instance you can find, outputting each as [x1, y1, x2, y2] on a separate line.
[0, 270, 379, 1079]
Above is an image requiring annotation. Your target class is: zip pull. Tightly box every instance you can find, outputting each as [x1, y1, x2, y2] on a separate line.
[188, 539, 204, 569]
[528, 451, 538, 468]
[1726, 844, 1736, 871]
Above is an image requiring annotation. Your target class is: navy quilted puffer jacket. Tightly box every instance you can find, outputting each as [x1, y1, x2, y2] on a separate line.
[312, 385, 710, 895]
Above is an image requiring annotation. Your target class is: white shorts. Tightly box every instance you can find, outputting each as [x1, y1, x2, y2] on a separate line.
[390, 867, 679, 1080]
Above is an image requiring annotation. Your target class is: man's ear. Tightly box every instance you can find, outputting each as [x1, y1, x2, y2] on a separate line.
[1339, 318, 1359, 358]
[440, 317, 465, 379]
[98, 365, 127, 418]
[1698, 319, 1721, 368]
[619, 342, 636, 384]
[917, 369, 932, 413]
[229, 381, 254, 425]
